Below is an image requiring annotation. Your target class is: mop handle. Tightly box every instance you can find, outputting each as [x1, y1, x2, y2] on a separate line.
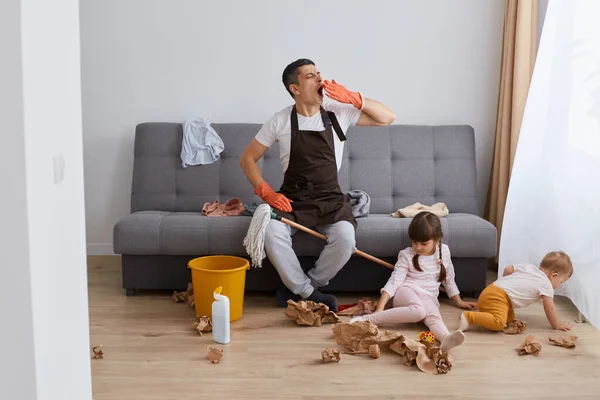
[270, 210, 395, 270]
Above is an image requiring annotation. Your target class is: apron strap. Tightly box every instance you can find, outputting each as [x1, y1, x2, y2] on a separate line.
[292, 106, 346, 142]
[325, 110, 347, 142]
[291, 105, 299, 132]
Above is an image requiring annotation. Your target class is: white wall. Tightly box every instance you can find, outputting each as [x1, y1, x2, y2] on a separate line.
[81, 0, 505, 254]
[0, 0, 92, 399]
[0, 0, 38, 397]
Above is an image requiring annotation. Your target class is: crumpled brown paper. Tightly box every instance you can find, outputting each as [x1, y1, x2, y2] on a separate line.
[332, 321, 403, 352]
[207, 346, 223, 363]
[390, 339, 421, 366]
[337, 298, 378, 317]
[549, 335, 578, 348]
[416, 345, 453, 374]
[517, 334, 542, 356]
[186, 295, 195, 307]
[390, 339, 452, 374]
[192, 316, 213, 336]
[333, 322, 452, 374]
[503, 319, 527, 334]
[343, 344, 381, 359]
[368, 344, 381, 359]
[321, 348, 341, 363]
[91, 345, 104, 359]
[284, 300, 340, 326]
[173, 283, 194, 307]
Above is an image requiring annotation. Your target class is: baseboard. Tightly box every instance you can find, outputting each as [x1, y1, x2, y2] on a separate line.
[86, 243, 114, 255]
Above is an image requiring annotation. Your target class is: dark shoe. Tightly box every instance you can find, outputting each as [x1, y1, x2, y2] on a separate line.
[275, 286, 301, 307]
[306, 289, 338, 313]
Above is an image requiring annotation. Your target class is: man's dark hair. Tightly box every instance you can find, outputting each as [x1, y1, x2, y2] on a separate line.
[282, 58, 315, 98]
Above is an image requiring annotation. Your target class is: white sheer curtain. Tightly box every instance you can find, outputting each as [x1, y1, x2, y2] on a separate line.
[499, 0, 600, 330]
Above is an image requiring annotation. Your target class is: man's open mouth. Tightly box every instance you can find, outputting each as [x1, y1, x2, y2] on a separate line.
[317, 86, 324, 96]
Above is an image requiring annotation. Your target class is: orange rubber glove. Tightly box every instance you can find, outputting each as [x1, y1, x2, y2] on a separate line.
[254, 181, 293, 212]
[322, 79, 364, 110]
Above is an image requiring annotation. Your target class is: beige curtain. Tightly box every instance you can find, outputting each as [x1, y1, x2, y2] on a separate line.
[485, 0, 538, 260]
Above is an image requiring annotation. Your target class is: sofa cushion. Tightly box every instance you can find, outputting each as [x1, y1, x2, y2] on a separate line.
[114, 212, 496, 258]
[114, 212, 250, 256]
[112, 211, 170, 255]
[353, 213, 496, 258]
[337, 125, 478, 214]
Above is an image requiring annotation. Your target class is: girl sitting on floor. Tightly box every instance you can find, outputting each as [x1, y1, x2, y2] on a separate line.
[351, 211, 476, 352]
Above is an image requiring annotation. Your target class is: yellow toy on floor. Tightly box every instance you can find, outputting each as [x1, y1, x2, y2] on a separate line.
[419, 331, 436, 345]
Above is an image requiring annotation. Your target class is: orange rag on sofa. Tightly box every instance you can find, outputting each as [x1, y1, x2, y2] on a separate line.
[202, 197, 245, 217]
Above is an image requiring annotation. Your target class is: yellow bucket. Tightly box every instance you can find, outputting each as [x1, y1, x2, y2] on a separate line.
[187, 255, 250, 322]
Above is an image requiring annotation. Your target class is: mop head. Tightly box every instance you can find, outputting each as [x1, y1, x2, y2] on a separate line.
[243, 203, 272, 267]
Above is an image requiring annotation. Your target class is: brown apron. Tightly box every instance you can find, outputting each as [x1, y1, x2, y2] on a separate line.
[273, 106, 357, 229]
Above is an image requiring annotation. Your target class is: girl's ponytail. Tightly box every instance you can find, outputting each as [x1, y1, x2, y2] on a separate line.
[412, 254, 423, 272]
[438, 241, 446, 282]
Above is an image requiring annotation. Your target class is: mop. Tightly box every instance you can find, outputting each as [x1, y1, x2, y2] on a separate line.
[243, 203, 395, 270]
[243, 203, 272, 268]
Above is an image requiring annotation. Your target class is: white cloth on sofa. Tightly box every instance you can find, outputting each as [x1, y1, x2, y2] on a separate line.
[181, 117, 224, 167]
[391, 202, 449, 218]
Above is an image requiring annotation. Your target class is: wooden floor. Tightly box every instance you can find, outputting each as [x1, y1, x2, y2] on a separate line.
[88, 256, 600, 400]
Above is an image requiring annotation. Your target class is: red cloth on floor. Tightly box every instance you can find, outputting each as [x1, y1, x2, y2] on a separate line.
[338, 303, 358, 312]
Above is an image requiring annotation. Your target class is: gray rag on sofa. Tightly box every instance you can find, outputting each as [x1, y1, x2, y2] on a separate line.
[180, 117, 224, 168]
[346, 190, 370, 218]
[242, 203, 260, 216]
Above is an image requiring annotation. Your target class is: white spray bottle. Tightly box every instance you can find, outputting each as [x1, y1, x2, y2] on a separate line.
[212, 286, 230, 344]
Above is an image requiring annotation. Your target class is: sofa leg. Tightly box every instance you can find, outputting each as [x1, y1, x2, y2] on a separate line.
[125, 288, 137, 296]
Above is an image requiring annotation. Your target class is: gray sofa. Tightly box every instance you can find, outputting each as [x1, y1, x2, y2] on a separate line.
[113, 122, 497, 297]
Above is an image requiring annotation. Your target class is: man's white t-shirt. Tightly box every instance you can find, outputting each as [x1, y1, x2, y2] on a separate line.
[493, 263, 554, 308]
[255, 100, 361, 173]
